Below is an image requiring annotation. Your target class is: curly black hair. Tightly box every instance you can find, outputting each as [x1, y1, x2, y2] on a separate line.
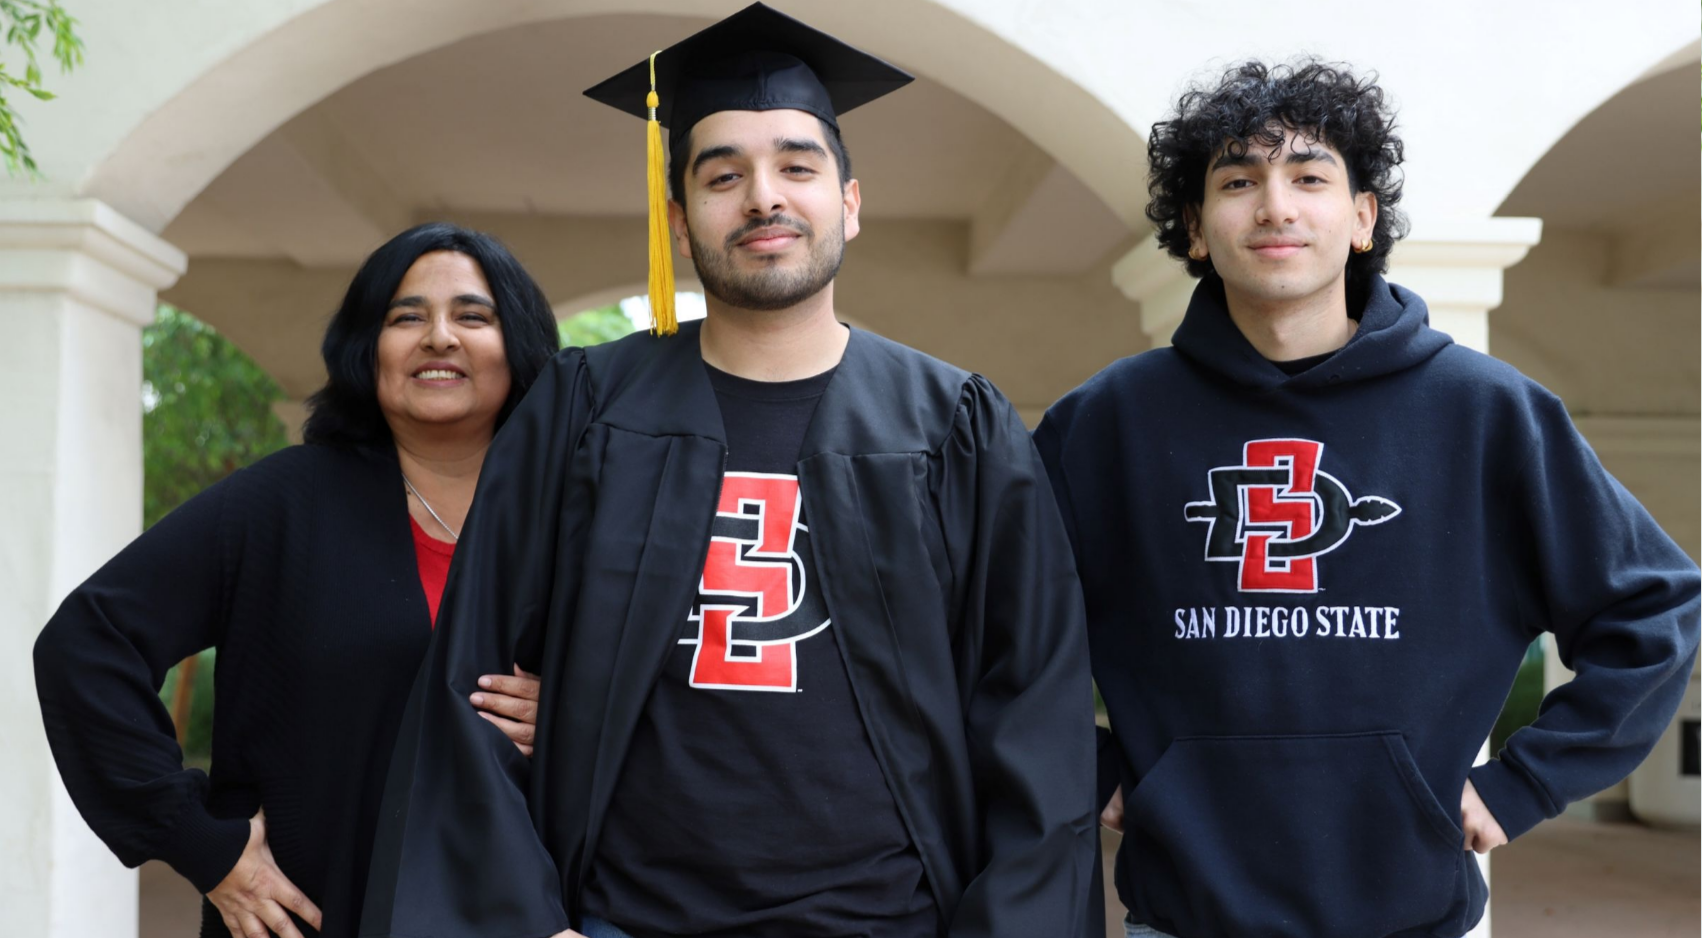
[1146, 59, 1408, 301]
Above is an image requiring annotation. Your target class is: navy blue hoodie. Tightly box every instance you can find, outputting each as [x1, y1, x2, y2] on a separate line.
[1034, 273, 1700, 938]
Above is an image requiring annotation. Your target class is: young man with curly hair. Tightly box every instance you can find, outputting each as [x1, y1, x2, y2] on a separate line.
[1034, 60, 1699, 938]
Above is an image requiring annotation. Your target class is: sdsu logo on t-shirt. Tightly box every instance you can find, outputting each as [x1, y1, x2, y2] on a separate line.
[683, 472, 830, 691]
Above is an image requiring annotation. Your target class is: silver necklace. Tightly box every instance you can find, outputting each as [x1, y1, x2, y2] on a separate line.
[401, 474, 460, 541]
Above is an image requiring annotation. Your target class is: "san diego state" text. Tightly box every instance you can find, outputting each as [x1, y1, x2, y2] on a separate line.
[1172, 605, 1401, 640]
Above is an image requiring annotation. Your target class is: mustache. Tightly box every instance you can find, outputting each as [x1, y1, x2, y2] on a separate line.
[724, 214, 813, 249]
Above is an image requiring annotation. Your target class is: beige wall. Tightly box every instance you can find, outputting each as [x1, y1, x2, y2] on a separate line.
[1491, 227, 1700, 559]
[173, 211, 1148, 422]
[834, 220, 1147, 421]
[1494, 229, 1699, 416]
[461, 211, 1149, 420]
[161, 260, 353, 400]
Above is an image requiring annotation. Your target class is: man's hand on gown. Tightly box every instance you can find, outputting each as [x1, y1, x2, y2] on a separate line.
[471, 664, 542, 756]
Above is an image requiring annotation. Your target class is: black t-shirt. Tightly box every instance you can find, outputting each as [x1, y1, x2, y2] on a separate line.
[584, 362, 936, 938]
[1271, 350, 1336, 376]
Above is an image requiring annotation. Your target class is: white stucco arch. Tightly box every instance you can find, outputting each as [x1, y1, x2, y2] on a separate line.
[969, 0, 1700, 221]
[43, 0, 1144, 234]
[1639, 36, 1701, 80]
[9, 0, 1694, 236]
[1490, 33, 1701, 213]
[1488, 31, 1699, 418]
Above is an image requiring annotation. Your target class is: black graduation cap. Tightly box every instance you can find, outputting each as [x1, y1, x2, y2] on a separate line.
[585, 2, 914, 149]
[582, 3, 913, 335]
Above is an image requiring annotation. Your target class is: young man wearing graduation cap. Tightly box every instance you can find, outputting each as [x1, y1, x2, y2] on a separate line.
[359, 6, 1098, 938]
[1033, 60, 1700, 938]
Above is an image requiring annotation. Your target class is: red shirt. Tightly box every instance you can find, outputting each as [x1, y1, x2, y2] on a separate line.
[409, 516, 456, 627]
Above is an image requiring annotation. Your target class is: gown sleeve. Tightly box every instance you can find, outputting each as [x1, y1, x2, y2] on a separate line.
[936, 376, 1100, 938]
[32, 473, 253, 894]
[1032, 407, 1125, 812]
[1468, 388, 1701, 840]
[361, 350, 593, 938]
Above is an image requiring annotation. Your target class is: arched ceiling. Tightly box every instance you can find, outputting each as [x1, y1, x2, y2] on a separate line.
[1497, 62, 1699, 291]
[162, 13, 1132, 273]
[1499, 64, 1699, 234]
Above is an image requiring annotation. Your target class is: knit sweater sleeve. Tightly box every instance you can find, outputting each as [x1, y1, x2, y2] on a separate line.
[1468, 390, 1701, 839]
[32, 472, 253, 894]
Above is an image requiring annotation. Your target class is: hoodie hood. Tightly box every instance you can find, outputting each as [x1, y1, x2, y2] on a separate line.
[1170, 272, 1454, 391]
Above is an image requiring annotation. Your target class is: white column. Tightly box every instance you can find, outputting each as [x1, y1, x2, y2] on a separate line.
[1110, 216, 1545, 938]
[1384, 218, 1544, 354]
[0, 199, 185, 938]
[1109, 234, 1193, 348]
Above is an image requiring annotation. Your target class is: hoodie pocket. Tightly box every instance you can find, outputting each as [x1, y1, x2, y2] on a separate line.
[1124, 732, 1463, 938]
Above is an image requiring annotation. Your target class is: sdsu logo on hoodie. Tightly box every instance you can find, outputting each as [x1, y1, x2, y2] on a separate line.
[1175, 438, 1405, 642]
[1186, 438, 1401, 592]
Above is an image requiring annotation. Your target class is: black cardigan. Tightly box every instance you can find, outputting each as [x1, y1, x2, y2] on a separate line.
[34, 443, 433, 937]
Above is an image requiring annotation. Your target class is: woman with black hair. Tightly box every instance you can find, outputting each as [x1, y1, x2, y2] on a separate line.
[34, 222, 563, 938]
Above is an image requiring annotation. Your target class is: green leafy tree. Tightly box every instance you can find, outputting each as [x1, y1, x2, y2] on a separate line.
[0, 1, 82, 174]
[1491, 639, 1547, 753]
[158, 649, 215, 766]
[144, 304, 290, 759]
[143, 304, 291, 528]
[559, 303, 637, 347]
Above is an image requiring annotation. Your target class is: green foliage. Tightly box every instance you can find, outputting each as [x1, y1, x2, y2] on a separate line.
[157, 649, 216, 764]
[559, 304, 637, 348]
[143, 304, 290, 528]
[1491, 641, 1547, 754]
[145, 305, 288, 759]
[0, 1, 82, 175]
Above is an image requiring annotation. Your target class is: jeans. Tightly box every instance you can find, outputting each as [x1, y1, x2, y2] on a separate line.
[1126, 918, 1179, 938]
[580, 917, 638, 938]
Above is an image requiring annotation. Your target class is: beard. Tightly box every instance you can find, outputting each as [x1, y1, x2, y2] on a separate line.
[687, 212, 844, 312]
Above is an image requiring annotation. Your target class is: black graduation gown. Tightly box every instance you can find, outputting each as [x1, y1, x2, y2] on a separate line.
[361, 322, 1097, 937]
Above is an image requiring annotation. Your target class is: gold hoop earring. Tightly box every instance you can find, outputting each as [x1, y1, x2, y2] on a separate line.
[1188, 245, 1207, 261]
[1354, 237, 1374, 254]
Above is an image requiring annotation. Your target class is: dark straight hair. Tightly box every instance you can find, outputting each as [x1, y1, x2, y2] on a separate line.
[302, 222, 561, 448]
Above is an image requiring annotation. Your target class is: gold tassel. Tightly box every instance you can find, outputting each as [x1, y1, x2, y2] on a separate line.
[645, 51, 678, 336]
